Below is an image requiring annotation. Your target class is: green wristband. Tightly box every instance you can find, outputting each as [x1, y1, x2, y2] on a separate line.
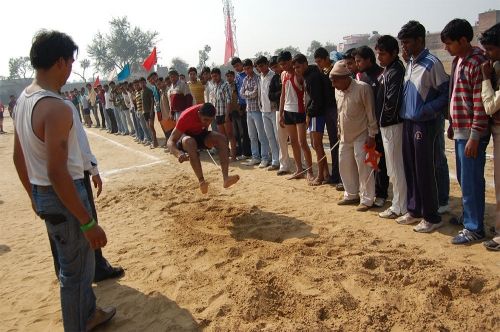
[80, 218, 97, 232]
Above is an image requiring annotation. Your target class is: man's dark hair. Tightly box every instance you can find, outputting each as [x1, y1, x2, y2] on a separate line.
[277, 51, 292, 62]
[269, 55, 278, 66]
[132, 79, 139, 84]
[230, 57, 242, 66]
[85, 83, 91, 87]
[103, 84, 109, 88]
[199, 103, 216, 117]
[211, 67, 221, 75]
[343, 48, 357, 60]
[314, 47, 329, 60]
[225, 70, 235, 76]
[479, 23, 500, 47]
[375, 35, 400, 54]
[147, 72, 157, 79]
[441, 18, 473, 43]
[242, 58, 253, 67]
[139, 77, 146, 82]
[201, 66, 211, 74]
[30, 30, 78, 70]
[397, 20, 426, 41]
[292, 53, 308, 64]
[158, 77, 164, 82]
[168, 69, 179, 76]
[188, 67, 197, 74]
[355, 46, 376, 64]
[255, 55, 269, 66]
[110, 80, 116, 85]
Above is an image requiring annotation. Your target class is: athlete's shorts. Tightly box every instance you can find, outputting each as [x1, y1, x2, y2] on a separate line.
[308, 115, 326, 133]
[283, 111, 306, 125]
[176, 131, 210, 151]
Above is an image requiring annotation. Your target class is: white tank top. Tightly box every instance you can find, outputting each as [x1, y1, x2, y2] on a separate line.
[282, 72, 299, 113]
[14, 88, 84, 185]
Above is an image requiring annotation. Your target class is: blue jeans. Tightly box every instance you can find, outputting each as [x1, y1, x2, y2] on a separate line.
[247, 110, 270, 161]
[33, 179, 96, 331]
[131, 109, 143, 140]
[138, 112, 151, 142]
[455, 137, 490, 233]
[435, 115, 450, 206]
[113, 107, 124, 133]
[262, 111, 279, 166]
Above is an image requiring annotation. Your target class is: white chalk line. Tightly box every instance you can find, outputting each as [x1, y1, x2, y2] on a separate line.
[100, 160, 168, 181]
[86, 129, 160, 161]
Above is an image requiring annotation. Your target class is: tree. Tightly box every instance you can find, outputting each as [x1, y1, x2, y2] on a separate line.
[254, 51, 272, 59]
[197, 45, 211, 71]
[88, 17, 158, 75]
[306, 40, 323, 59]
[324, 42, 337, 53]
[170, 57, 189, 76]
[274, 46, 301, 57]
[73, 59, 91, 82]
[8, 57, 33, 79]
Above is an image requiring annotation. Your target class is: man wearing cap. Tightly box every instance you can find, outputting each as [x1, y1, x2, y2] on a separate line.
[330, 61, 378, 211]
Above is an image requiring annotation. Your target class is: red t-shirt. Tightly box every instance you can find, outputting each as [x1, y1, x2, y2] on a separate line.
[175, 104, 207, 135]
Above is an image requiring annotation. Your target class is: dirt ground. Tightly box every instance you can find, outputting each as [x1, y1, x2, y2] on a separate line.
[0, 115, 499, 332]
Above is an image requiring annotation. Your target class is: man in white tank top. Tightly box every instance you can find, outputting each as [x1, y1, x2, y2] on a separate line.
[12, 30, 115, 331]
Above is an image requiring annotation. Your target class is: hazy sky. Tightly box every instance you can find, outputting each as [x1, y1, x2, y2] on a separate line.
[0, 0, 497, 81]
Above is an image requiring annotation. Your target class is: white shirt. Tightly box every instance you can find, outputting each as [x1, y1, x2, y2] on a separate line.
[104, 91, 113, 109]
[65, 100, 98, 174]
[259, 69, 274, 113]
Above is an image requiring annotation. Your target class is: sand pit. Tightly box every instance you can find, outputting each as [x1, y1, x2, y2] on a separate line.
[0, 116, 499, 331]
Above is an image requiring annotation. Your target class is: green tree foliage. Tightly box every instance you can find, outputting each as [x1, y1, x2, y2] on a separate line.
[170, 57, 189, 76]
[88, 17, 158, 75]
[274, 46, 301, 57]
[8, 56, 33, 79]
[197, 45, 211, 71]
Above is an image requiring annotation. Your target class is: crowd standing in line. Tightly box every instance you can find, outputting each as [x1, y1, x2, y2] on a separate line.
[9, 18, 500, 331]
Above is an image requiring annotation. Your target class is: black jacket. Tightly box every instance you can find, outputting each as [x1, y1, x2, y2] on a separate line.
[304, 65, 335, 117]
[268, 72, 282, 107]
[375, 58, 405, 127]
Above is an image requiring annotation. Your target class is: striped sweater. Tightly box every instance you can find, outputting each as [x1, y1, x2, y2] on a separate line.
[449, 47, 489, 140]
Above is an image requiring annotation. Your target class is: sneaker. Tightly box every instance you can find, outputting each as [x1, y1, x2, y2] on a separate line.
[259, 160, 270, 168]
[243, 158, 261, 166]
[267, 164, 280, 171]
[413, 219, 444, 233]
[337, 198, 360, 206]
[451, 229, 485, 245]
[236, 155, 249, 161]
[374, 197, 386, 208]
[356, 204, 372, 212]
[483, 239, 500, 251]
[379, 208, 401, 219]
[396, 213, 420, 225]
[438, 204, 450, 214]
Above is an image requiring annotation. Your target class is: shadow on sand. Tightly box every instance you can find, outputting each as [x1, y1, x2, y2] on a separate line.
[228, 207, 317, 243]
[94, 280, 200, 332]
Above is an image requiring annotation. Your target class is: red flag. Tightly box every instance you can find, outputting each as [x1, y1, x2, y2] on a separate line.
[93, 76, 101, 88]
[142, 47, 157, 71]
[224, 14, 235, 64]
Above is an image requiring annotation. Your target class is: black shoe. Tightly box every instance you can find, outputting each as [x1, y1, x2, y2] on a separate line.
[336, 183, 344, 191]
[94, 266, 125, 282]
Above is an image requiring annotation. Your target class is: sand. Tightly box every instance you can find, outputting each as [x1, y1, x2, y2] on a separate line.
[0, 115, 499, 332]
